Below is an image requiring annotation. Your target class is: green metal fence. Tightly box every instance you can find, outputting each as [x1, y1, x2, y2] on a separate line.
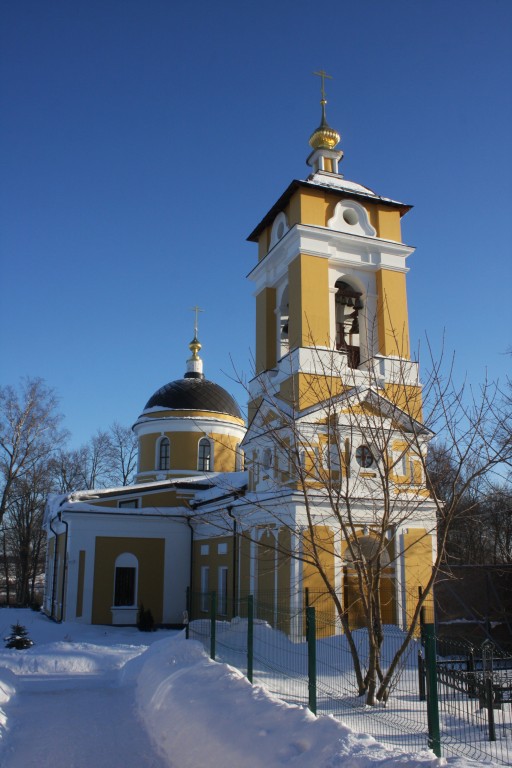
[186, 590, 512, 765]
[432, 635, 512, 765]
[187, 590, 429, 753]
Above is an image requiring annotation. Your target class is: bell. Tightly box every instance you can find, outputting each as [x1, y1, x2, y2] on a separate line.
[346, 296, 354, 307]
[339, 295, 347, 305]
[355, 297, 363, 310]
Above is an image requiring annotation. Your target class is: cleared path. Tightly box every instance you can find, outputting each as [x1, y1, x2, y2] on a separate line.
[1, 676, 171, 768]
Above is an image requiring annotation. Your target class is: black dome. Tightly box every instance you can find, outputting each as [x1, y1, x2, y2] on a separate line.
[144, 377, 242, 419]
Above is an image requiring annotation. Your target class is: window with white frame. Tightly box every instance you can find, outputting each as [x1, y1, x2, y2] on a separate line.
[200, 566, 210, 612]
[118, 499, 138, 508]
[218, 566, 228, 616]
[157, 437, 170, 470]
[198, 438, 212, 471]
[113, 553, 138, 607]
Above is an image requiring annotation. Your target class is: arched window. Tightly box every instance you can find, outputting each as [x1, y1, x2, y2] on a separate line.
[114, 553, 138, 607]
[235, 444, 244, 471]
[157, 437, 170, 470]
[198, 438, 212, 472]
[335, 280, 363, 369]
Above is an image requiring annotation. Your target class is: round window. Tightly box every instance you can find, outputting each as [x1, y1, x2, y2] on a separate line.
[343, 208, 358, 226]
[356, 445, 374, 468]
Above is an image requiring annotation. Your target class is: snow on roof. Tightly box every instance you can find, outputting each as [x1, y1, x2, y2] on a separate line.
[305, 171, 409, 208]
[44, 473, 228, 523]
[191, 471, 248, 506]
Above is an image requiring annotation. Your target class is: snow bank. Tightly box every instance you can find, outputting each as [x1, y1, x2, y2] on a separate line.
[0, 611, 481, 767]
[136, 634, 450, 768]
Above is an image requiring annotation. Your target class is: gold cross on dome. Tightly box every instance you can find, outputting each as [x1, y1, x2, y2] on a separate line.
[313, 69, 333, 102]
[191, 305, 204, 337]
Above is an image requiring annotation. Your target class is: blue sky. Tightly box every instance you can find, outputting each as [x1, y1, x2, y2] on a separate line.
[1, 1, 511, 448]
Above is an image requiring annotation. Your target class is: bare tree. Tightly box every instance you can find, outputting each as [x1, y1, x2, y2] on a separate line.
[0, 378, 67, 603]
[4, 466, 49, 604]
[0, 378, 67, 526]
[52, 423, 137, 492]
[78, 429, 112, 489]
[205, 344, 511, 705]
[105, 422, 138, 487]
[49, 447, 89, 493]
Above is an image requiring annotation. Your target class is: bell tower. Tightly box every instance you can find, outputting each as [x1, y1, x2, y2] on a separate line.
[247, 74, 421, 419]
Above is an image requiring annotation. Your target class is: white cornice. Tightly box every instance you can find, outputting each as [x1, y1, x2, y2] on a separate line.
[133, 416, 246, 438]
[248, 224, 414, 293]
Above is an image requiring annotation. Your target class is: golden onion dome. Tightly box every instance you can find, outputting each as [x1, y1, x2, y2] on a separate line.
[309, 100, 340, 150]
[189, 335, 202, 360]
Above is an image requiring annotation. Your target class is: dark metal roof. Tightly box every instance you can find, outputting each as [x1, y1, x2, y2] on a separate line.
[144, 378, 242, 419]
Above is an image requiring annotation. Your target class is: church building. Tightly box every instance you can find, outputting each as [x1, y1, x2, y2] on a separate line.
[44, 81, 436, 631]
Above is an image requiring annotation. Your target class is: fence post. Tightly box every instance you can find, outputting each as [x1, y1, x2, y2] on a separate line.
[305, 588, 310, 640]
[210, 591, 216, 661]
[247, 595, 254, 684]
[306, 606, 317, 715]
[185, 586, 190, 640]
[423, 623, 441, 758]
[467, 649, 476, 698]
[482, 641, 496, 742]
[485, 677, 496, 742]
[418, 651, 426, 702]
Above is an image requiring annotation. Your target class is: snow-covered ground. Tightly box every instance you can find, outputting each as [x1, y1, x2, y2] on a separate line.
[0, 609, 488, 767]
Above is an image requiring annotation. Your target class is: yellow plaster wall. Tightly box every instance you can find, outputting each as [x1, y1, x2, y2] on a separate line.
[192, 535, 233, 617]
[376, 270, 410, 359]
[341, 535, 396, 629]
[279, 372, 345, 411]
[287, 187, 342, 229]
[366, 205, 403, 242]
[139, 434, 157, 473]
[140, 491, 179, 507]
[255, 191, 404, 261]
[255, 287, 277, 373]
[258, 226, 271, 261]
[239, 534, 252, 598]
[257, 530, 276, 625]
[91, 537, 165, 625]
[302, 526, 337, 634]
[289, 188, 403, 242]
[402, 528, 434, 626]
[288, 254, 330, 350]
[383, 383, 423, 421]
[138, 431, 242, 475]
